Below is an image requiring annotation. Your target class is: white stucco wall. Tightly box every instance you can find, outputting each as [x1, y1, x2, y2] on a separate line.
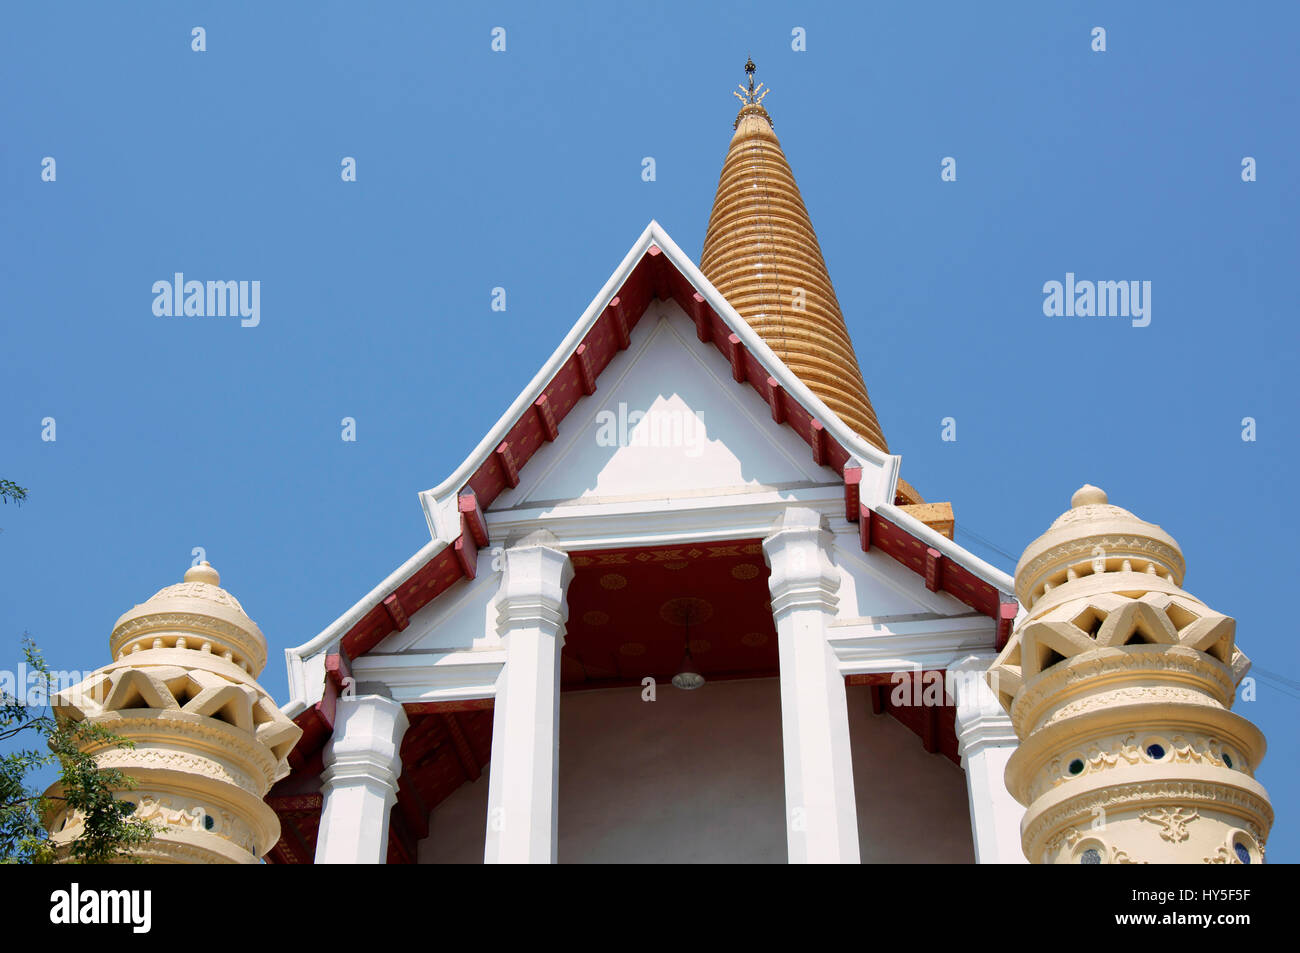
[418, 677, 973, 863]
[845, 685, 976, 863]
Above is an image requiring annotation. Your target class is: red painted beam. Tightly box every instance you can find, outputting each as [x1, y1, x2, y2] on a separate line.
[443, 712, 482, 782]
[403, 698, 495, 715]
[766, 376, 786, 424]
[263, 800, 317, 868]
[316, 676, 339, 732]
[286, 740, 325, 778]
[811, 419, 828, 466]
[689, 292, 711, 343]
[284, 816, 317, 865]
[382, 593, 409, 632]
[996, 601, 1018, 650]
[298, 747, 325, 779]
[266, 793, 324, 812]
[285, 708, 328, 772]
[859, 503, 873, 552]
[495, 441, 519, 488]
[396, 777, 430, 841]
[387, 807, 417, 864]
[727, 333, 746, 383]
[533, 394, 559, 442]
[325, 653, 352, 693]
[647, 244, 670, 301]
[401, 716, 446, 765]
[845, 672, 902, 687]
[458, 489, 489, 547]
[844, 466, 862, 523]
[454, 531, 479, 580]
[575, 343, 597, 396]
[925, 547, 944, 592]
[608, 296, 631, 350]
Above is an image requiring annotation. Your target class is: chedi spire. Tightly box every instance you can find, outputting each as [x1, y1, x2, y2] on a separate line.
[701, 60, 891, 458]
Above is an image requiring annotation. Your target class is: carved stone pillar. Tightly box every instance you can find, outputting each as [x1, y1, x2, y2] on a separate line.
[949, 653, 1026, 863]
[763, 507, 860, 864]
[484, 530, 573, 864]
[316, 693, 408, 864]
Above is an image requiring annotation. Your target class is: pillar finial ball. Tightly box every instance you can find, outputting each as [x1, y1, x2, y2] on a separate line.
[183, 560, 221, 586]
[1070, 484, 1107, 508]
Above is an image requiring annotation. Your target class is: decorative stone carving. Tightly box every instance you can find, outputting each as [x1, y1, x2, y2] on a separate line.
[988, 486, 1273, 864]
[1140, 807, 1199, 843]
[42, 561, 301, 864]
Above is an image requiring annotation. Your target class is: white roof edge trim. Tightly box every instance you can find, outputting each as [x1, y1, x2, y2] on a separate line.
[876, 501, 1016, 596]
[283, 537, 447, 691]
[418, 220, 901, 526]
[649, 224, 901, 488]
[277, 224, 1008, 710]
[418, 222, 664, 512]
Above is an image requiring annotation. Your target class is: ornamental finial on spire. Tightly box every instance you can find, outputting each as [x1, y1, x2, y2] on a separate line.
[733, 57, 772, 128]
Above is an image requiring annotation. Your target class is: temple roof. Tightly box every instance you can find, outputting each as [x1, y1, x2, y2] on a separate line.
[269, 222, 1016, 861]
[281, 222, 1012, 712]
[701, 61, 891, 460]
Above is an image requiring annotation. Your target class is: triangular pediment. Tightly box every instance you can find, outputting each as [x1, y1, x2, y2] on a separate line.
[283, 222, 1014, 720]
[494, 304, 836, 511]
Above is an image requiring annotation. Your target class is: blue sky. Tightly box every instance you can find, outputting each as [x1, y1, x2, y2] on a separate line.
[3, 2, 1297, 861]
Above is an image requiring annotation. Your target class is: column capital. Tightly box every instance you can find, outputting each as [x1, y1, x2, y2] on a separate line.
[762, 506, 840, 616]
[315, 693, 409, 864]
[496, 531, 574, 635]
[949, 655, 1027, 863]
[321, 694, 409, 794]
[486, 531, 571, 864]
[948, 654, 1018, 754]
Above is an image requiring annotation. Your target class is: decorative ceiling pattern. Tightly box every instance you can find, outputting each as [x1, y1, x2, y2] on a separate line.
[267, 706, 493, 865]
[266, 241, 1012, 861]
[561, 539, 778, 689]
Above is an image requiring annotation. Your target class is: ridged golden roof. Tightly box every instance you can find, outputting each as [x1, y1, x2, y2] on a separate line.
[701, 61, 889, 455]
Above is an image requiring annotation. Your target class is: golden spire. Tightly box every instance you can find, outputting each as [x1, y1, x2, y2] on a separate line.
[701, 59, 890, 456]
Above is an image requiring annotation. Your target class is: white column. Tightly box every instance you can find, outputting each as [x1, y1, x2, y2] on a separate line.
[949, 653, 1027, 864]
[763, 507, 860, 864]
[484, 530, 573, 864]
[315, 693, 408, 864]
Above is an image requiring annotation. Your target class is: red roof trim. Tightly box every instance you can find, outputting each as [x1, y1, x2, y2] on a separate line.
[273, 244, 1016, 855]
[323, 247, 870, 673]
[859, 510, 1005, 621]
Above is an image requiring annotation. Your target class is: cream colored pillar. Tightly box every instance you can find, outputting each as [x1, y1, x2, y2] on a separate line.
[315, 694, 409, 864]
[484, 530, 573, 864]
[989, 486, 1272, 864]
[45, 561, 302, 863]
[763, 507, 860, 864]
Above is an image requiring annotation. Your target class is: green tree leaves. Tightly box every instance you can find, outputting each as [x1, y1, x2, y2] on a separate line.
[1, 638, 155, 863]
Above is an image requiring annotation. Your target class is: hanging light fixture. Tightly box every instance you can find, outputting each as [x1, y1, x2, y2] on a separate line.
[671, 610, 705, 691]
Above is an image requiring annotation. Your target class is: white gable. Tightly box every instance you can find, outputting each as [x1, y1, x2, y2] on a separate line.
[282, 222, 1013, 717]
[493, 300, 837, 511]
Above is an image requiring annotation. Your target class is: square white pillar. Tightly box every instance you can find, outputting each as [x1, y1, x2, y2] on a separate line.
[315, 693, 409, 864]
[484, 530, 573, 864]
[763, 507, 860, 864]
[949, 653, 1027, 864]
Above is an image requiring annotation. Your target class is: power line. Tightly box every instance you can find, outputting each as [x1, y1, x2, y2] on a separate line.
[954, 524, 1019, 568]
